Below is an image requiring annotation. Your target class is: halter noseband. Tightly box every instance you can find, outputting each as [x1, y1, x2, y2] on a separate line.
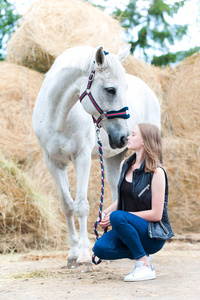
[79, 59, 130, 128]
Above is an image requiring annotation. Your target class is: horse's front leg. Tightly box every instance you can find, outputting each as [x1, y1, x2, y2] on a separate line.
[44, 154, 79, 268]
[73, 150, 92, 268]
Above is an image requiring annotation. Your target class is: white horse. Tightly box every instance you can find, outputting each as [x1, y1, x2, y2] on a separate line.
[32, 45, 160, 269]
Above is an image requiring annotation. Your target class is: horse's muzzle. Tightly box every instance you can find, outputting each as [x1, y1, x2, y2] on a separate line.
[108, 134, 127, 149]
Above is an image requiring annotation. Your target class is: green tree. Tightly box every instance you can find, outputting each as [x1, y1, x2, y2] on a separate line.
[151, 46, 200, 65]
[87, 0, 200, 66]
[0, 0, 21, 60]
[114, 0, 190, 65]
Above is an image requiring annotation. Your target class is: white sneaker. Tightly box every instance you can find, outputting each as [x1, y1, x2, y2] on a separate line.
[124, 260, 156, 282]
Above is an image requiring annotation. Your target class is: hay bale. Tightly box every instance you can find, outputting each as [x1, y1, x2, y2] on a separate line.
[6, 0, 123, 73]
[0, 62, 63, 226]
[153, 55, 200, 233]
[0, 62, 44, 163]
[159, 53, 200, 138]
[0, 153, 67, 253]
[122, 55, 164, 105]
[163, 137, 200, 233]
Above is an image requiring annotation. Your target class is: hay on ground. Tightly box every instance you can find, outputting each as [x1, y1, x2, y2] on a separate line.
[0, 153, 67, 253]
[6, 0, 123, 73]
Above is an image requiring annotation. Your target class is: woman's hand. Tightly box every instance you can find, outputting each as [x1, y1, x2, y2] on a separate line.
[99, 212, 111, 229]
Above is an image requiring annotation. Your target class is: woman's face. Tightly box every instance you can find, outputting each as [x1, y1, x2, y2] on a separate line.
[127, 125, 144, 151]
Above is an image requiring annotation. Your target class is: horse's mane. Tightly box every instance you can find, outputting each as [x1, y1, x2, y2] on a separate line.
[46, 46, 126, 82]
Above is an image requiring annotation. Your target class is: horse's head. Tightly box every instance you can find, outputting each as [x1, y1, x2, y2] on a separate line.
[80, 45, 131, 149]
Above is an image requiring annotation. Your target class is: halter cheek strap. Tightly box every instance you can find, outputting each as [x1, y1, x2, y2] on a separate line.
[79, 61, 130, 128]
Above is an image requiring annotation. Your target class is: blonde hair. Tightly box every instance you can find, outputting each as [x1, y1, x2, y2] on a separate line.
[138, 123, 162, 173]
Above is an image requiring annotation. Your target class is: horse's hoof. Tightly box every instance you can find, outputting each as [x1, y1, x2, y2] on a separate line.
[67, 258, 78, 269]
[77, 261, 93, 272]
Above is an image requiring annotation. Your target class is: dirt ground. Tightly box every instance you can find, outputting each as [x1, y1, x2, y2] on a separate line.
[0, 236, 200, 300]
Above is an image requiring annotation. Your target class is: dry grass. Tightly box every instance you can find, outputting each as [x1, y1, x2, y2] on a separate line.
[0, 153, 67, 253]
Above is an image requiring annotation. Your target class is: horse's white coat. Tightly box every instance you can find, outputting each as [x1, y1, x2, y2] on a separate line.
[32, 46, 160, 267]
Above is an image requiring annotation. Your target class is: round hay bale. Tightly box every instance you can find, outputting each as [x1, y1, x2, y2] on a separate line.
[163, 137, 200, 233]
[0, 62, 44, 163]
[6, 0, 123, 73]
[0, 153, 67, 253]
[159, 53, 200, 138]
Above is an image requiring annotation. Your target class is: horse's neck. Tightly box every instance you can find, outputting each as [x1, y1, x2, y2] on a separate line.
[46, 68, 85, 131]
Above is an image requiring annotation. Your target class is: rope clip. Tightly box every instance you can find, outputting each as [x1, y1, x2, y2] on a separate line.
[95, 127, 101, 140]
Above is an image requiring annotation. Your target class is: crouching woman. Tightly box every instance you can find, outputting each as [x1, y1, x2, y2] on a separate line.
[93, 123, 174, 282]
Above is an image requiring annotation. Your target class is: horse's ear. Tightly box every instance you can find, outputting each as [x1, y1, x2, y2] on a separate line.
[117, 44, 131, 62]
[95, 46, 105, 66]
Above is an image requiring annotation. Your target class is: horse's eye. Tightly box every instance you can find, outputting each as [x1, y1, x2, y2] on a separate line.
[105, 87, 116, 95]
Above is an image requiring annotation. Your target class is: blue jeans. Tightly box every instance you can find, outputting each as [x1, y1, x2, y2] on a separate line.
[93, 210, 165, 260]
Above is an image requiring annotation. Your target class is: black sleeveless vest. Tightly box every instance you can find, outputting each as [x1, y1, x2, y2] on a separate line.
[117, 153, 174, 239]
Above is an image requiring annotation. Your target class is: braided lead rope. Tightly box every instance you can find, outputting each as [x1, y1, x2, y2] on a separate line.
[92, 128, 108, 265]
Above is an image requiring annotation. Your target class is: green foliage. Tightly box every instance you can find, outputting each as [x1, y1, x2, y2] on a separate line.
[113, 0, 190, 65]
[87, 0, 197, 66]
[152, 46, 200, 66]
[0, 0, 21, 60]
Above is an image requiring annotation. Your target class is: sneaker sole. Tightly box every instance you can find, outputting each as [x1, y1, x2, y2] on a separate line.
[124, 274, 156, 282]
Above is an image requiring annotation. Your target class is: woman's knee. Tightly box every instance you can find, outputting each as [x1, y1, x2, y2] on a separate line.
[110, 210, 127, 228]
[93, 239, 105, 259]
[110, 210, 119, 226]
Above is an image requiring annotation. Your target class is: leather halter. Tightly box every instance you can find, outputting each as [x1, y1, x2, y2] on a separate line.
[79, 61, 130, 128]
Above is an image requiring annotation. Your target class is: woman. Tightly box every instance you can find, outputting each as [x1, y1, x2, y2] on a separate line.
[93, 123, 174, 282]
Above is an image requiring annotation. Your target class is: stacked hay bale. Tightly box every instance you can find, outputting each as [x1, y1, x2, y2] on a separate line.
[160, 53, 200, 233]
[6, 0, 123, 73]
